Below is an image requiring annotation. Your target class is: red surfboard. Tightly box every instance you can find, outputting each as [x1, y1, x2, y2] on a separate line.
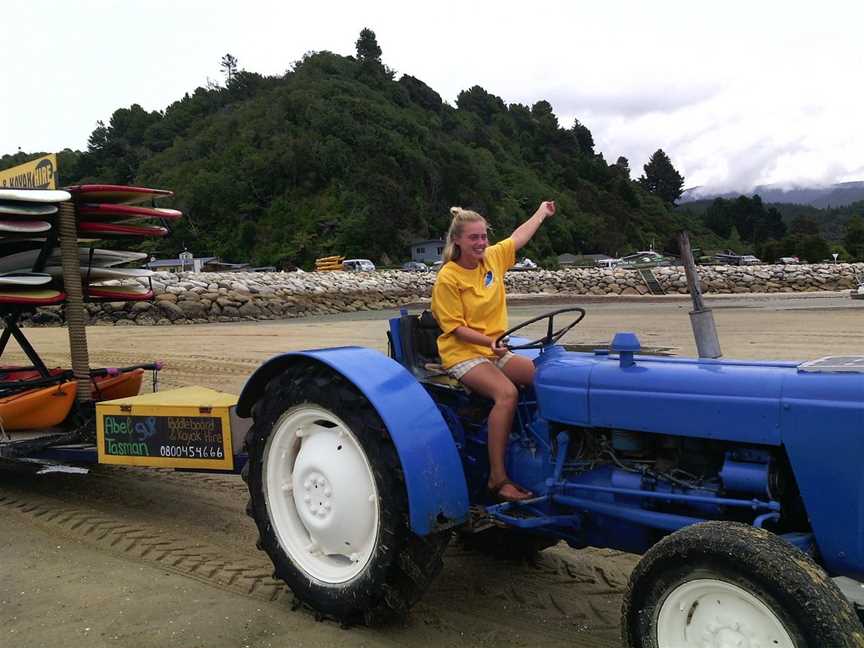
[78, 222, 168, 238]
[77, 203, 182, 221]
[66, 184, 174, 205]
[86, 285, 154, 301]
[0, 288, 66, 305]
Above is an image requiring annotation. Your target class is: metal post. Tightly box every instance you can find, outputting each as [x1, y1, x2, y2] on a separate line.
[58, 201, 92, 401]
[678, 231, 722, 358]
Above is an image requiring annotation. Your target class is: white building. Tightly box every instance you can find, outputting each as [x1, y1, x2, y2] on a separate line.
[409, 239, 445, 264]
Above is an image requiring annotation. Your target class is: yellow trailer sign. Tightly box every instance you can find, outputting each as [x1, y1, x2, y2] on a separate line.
[0, 154, 58, 189]
[96, 386, 239, 470]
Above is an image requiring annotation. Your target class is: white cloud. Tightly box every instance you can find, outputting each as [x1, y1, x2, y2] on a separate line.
[0, 0, 861, 192]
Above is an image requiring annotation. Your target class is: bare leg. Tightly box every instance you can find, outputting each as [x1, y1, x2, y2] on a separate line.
[500, 354, 534, 387]
[459, 361, 531, 501]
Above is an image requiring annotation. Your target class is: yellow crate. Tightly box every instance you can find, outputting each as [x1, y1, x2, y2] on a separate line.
[96, 386, 242, 470]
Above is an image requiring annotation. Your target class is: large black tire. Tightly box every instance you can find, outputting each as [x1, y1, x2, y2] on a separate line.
[622, 521, 864, 647]
[243, 362, 449, 626]
[459, 527, 558, 561]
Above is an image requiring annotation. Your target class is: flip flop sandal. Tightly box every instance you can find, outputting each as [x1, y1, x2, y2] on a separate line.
[488, 478, 533, 503]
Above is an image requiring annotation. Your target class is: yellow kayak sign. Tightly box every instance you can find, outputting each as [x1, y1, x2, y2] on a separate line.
[0, 154, 58, 189]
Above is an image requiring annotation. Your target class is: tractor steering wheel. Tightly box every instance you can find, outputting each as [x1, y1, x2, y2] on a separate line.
[496, 307, 586, 351]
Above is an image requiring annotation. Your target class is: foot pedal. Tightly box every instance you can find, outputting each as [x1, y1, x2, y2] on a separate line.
[467, 505, 498, 533]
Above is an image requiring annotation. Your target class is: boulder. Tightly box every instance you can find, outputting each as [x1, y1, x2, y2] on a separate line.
[157, 301, 185, 322]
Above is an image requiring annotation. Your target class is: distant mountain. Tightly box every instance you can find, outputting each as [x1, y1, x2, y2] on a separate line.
[681, 181, 864, 208]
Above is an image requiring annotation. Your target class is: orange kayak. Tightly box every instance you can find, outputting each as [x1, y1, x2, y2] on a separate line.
[0, 380, 77, 430]
[91, 369, 143, 402]
[0, 369, 144, 430]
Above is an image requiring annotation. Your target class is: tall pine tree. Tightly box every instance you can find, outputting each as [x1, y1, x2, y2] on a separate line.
[355, 28, 382, 63]
[638, 149, 684, 205]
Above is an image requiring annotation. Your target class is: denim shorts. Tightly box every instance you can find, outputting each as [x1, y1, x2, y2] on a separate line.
[446, 352, 515, 381]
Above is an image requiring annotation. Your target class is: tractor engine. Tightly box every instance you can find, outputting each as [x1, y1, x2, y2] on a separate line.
[527, 425, 805, 554]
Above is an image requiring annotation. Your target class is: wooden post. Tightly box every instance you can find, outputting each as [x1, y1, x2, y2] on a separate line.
[58, 201, 92, 402]
[677, 231, 722, 359]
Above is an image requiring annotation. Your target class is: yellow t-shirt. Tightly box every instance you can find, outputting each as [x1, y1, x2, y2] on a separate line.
[431, 238, 516, 368]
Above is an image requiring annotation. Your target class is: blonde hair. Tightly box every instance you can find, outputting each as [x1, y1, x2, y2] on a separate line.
[442, 207, 487, 263]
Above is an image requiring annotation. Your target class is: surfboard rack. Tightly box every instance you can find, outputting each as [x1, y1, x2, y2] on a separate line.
[0, 184, 176, 458]
[0, 309, 51, 377]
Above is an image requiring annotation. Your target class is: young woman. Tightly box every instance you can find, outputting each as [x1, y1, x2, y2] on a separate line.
[431, 201, 555, 501]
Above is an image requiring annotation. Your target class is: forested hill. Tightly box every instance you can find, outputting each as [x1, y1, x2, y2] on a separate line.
[1, 46, 701, 267]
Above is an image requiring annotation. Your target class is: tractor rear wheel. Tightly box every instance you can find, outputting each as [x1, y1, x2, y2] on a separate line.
[243, 363, 449, 625]
[621, 521, 864, 648]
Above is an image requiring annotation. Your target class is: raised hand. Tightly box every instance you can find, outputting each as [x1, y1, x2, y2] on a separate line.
[540, 200, 556, 218]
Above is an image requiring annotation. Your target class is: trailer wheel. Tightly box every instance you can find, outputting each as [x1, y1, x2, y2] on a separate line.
[243, 363, 449, 625]
[622, 521, 864, 648]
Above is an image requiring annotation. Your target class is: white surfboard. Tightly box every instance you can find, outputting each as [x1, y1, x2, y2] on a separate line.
[0, 248, 148, 273]
[43, 266, 153, 281]
[0, 220, 51, 233]
[0, 272, 53, 286]
[0, 189, 71, 204]
[0, 202, 58, 216]
[59, 249, 149, 267]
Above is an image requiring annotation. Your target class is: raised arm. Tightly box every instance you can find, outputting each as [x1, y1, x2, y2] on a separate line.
[511, 201, 556, 251]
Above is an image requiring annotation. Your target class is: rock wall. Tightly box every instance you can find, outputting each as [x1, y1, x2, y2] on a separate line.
[24, 263, 864, 326]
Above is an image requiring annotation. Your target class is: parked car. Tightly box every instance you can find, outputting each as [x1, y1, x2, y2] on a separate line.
[430, 261, 444, 272]
[714, 253, 761, 266]
[510, 257, 538, 271]
[618, 251, 671, 269]
[779, 256, 800, 265]
[401, 261, 429, 273]
[595, 258, 622, 269]
[342, 259, 376, 272]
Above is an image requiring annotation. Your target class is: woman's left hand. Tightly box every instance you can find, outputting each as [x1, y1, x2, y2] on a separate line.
[491, 338, 509, 357]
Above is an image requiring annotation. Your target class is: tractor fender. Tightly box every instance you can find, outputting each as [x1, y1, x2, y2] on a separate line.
[237, 347, 469, 535]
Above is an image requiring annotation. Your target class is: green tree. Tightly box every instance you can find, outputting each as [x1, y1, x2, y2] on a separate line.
[795, 234, 830, 263]
[220, 53, 238, 83]
[759, 239, 784, 263]
[704, 198, 733, 238]
[355, 28, 382, 63]
[614, 156, 630, 176]
[571, 119, 594, 154]
[843, 215, 864, 260]
[638, 149, 684, 205]
[789, 215, 820, 236]
[456, 86, 506, 124]
[36, 40, 706, 264]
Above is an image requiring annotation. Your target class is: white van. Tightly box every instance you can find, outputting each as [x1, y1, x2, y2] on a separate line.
[595, 258, 621, 269]
[342, 259, 376, 272]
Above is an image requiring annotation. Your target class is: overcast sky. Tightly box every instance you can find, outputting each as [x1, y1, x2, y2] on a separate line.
[2, 0, 861, 193]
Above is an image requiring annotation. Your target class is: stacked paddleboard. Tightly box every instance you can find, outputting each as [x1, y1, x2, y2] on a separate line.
[0, 189, 71, 305]
[0, 184, 181, 303]
[67, 184, 180, 301]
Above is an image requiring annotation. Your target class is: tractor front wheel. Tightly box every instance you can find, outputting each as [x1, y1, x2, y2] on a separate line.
[243, 363, 449, 625]
[621, 521, 864, 648]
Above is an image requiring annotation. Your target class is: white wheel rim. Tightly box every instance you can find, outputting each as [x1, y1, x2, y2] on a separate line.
[262, 405, 380, 584]
[657, 578, 796, 648]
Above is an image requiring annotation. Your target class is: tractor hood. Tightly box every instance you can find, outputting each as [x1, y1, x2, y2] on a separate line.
[533, 341, 864, 446]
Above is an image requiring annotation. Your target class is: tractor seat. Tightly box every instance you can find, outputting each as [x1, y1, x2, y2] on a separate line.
[396, 311, 460, 387]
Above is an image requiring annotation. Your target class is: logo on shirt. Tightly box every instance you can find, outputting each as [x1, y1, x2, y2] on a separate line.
[484, 270, 495, 288]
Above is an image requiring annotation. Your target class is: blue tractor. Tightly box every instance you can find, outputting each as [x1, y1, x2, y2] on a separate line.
[237, 306, 864, 646]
